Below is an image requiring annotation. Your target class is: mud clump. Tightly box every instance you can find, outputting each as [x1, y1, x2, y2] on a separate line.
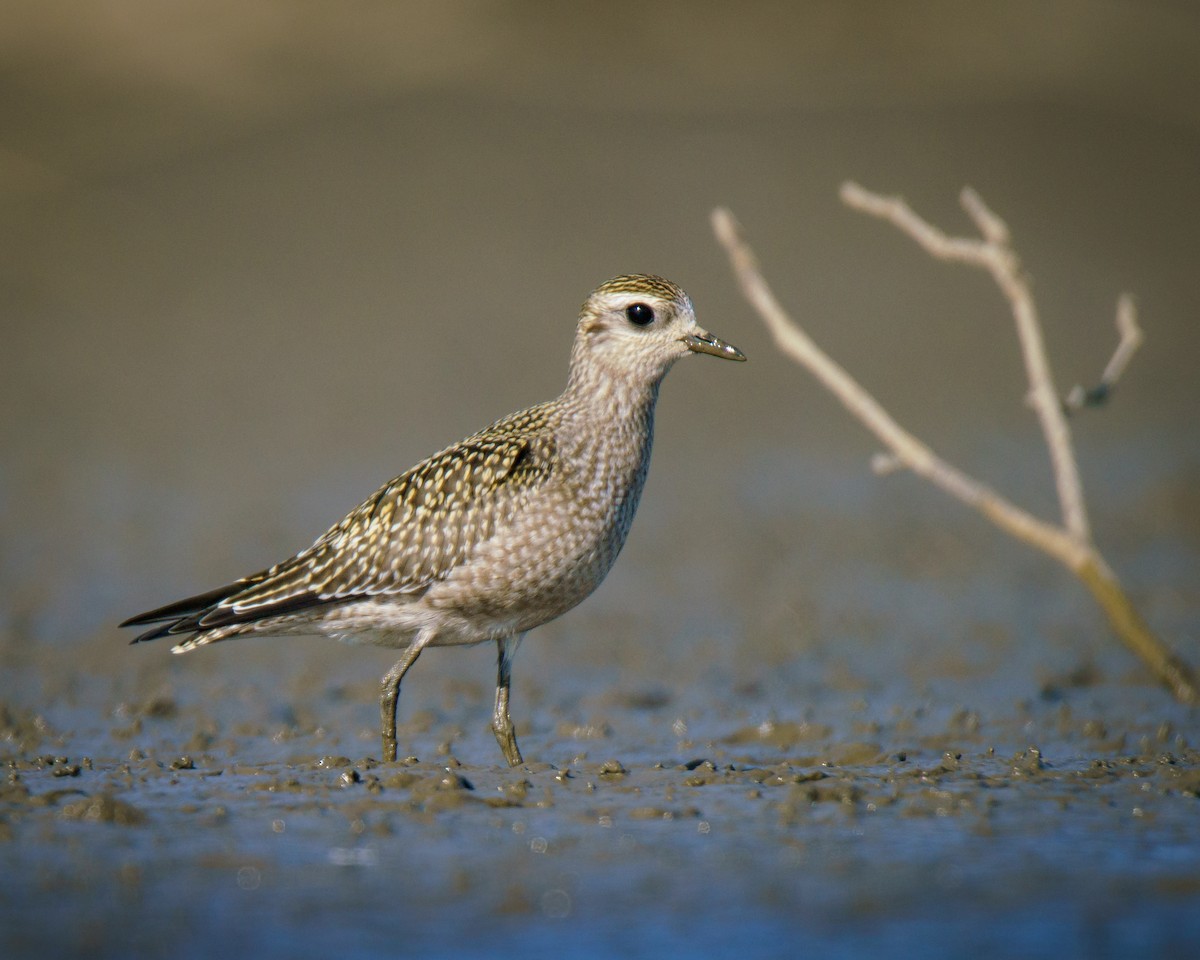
[58, 792, 147, 826]
[0, 703, 55, 753]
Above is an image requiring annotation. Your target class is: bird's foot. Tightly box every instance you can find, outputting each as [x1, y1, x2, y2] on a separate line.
[492, 718, 523, 767]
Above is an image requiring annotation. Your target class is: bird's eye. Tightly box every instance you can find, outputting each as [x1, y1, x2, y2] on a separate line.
[625, 302, 655, 326]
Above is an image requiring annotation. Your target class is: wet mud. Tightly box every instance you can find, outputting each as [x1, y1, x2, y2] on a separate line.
[4, 609, 1200, 959]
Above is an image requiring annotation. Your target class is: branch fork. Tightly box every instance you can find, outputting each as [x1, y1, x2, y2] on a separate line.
[713, 185, 1196, 704]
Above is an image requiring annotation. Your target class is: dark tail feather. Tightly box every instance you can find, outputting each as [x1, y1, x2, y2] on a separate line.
[127, 621, 184, 644]
[121, 564, 347, 645]
[121, 580, 251, 644]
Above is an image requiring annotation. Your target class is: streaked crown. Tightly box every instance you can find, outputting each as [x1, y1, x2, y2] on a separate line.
[591, 274, 692, 305]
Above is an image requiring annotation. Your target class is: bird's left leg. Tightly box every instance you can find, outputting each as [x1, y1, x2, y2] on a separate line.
[492, 633, 525, 767]
[379, 627, 434, 762]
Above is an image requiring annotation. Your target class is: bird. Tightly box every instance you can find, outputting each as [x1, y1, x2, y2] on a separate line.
[121, 274, 745, 766]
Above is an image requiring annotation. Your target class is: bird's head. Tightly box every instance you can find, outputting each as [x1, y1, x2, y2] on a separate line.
[571, 274, 745, 389]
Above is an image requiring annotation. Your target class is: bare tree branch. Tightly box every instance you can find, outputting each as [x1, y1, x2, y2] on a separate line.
[712, 189, 1198, 705]
[839, 181, 1090, 542]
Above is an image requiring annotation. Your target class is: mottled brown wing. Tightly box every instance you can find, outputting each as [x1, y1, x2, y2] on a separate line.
[190, 420, 556, 632]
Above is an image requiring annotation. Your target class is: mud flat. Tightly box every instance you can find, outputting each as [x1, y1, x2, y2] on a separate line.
[3, 619, 1199, 960]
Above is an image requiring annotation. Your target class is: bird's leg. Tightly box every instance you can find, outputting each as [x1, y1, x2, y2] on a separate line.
[379, 629, 433, 762]
[492, 633, 525, 767]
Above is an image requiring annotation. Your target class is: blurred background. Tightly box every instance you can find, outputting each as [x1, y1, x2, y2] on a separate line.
[4, 3, 1200, 958]
[3, 0, 1197, 665]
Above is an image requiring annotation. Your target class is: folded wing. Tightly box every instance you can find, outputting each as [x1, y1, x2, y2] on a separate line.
[122, 420, 555, 645]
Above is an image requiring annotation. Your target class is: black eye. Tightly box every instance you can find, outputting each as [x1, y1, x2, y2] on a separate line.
[626, 302, 655, 326]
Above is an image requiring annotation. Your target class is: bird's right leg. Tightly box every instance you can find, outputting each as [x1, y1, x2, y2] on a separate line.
[492, 633, 525, 767]
[379, 628, 434, 762]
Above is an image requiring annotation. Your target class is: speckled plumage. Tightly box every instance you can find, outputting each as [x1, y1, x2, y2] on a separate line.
[121, 274, 745, 765]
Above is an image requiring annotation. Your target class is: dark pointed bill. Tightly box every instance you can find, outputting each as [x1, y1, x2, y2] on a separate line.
[682, 331, 747, 361]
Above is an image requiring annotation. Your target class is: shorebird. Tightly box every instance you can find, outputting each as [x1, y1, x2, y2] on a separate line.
[121, 274, 745, 765]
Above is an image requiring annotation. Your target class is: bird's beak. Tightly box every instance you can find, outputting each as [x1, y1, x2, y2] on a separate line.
[682, 330, 747, 361]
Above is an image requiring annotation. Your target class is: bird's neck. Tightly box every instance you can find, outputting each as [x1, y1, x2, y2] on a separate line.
[562, 351, 662, 421]
[557, 359, 663, 472]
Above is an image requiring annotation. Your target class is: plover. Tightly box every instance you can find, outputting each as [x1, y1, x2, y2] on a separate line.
[121, 274, 745, 765]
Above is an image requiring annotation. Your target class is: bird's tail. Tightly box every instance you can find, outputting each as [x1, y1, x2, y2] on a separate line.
[119, 580, 252, 645]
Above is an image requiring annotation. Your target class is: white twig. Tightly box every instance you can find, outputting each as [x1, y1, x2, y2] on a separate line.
[711, 205, 1089, 571]
[839, 181, 1090, 543]
[712, 189, 1198, 705]
[1107, 295, 1144, 384]
[1064, 294, 1144, 412]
